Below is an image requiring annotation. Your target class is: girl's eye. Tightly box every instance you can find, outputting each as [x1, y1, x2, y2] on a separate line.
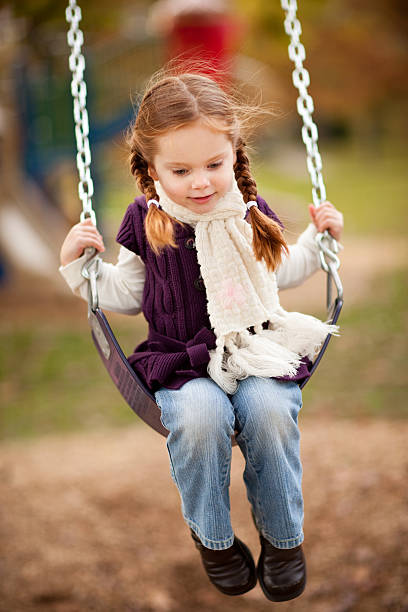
[208, 161, 223, 169]
[173, 168, 188, 176]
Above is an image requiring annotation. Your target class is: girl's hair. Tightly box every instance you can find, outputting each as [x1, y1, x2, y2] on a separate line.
[128, 70, 288, 271]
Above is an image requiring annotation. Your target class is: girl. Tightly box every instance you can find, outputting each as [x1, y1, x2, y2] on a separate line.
[60, 72, 343, 602]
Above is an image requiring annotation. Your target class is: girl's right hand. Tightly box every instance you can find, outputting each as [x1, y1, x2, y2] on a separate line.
[60, 218, 105, 267]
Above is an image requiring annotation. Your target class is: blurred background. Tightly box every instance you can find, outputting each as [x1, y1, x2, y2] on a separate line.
[0, 1, 407, 611]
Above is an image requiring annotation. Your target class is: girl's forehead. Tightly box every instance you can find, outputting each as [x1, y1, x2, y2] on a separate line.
[155, 119, 233, 162]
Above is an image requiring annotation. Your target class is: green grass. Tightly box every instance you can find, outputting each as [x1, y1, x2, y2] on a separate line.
[253, 144, 408, 237]
[302, 266, 408, 419]
[324, 148, 408, 236]
[0, 318, 147, 440]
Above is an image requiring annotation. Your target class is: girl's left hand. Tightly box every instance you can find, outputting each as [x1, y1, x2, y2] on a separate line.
[308, 201, 343, 241]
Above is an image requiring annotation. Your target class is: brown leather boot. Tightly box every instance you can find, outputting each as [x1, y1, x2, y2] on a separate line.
[257, 534, 306, 602]
[191, 530, 257, 596]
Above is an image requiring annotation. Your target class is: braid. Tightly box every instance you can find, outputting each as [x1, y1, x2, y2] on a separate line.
[130, 146, 179, 254]
[234, 139, 288, 272]
[233, 139, 258, 203]
[130, 147, 157, 201]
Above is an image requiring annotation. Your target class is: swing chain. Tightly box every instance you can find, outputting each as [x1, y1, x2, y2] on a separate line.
[65, 0, 95, 224]
[281, 0, 326, 208]
[281, 0, 342, 305]
[66, 0, 102, 308]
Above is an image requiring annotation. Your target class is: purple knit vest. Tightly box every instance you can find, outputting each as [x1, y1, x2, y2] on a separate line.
[116, 195, 311, 392]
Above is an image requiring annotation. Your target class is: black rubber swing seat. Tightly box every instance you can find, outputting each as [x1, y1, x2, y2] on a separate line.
[88, 296, 343, 441]
[89, 308, 169, 437]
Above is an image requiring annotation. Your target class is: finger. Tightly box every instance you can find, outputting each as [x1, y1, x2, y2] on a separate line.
[315, 202, 335, 215]
[319, 201, 336, 211]
[308, 204, 317, 219]
[81, 231, 105, 246]
[78, 237, 105, 253]
[316, 219, 342, 240]
[77, 227, 104, 239]
[76, 230, 105, 250]
[315, 210, 339, 223]
[315, 205, 335, 221]
[78, 218, 95, 228]
[313, 209, 342, 226]
[74, 227, 104, 244]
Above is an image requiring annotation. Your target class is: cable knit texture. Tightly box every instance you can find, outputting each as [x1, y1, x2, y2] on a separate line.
[116, 186, 336, 393]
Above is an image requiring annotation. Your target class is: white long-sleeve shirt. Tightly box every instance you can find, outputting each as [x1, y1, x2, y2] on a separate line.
[59, 223, 321, 315]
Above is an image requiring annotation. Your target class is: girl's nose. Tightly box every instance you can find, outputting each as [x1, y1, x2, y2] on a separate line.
[191, 172, 210, 190]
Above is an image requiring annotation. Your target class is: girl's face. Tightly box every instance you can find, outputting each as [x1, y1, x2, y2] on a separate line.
[148, 119, 236, 214]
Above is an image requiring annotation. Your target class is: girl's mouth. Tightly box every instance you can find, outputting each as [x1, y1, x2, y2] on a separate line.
[189, 193, 215, 204]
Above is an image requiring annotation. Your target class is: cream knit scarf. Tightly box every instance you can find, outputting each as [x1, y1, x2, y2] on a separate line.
[155, 179, 338, 394]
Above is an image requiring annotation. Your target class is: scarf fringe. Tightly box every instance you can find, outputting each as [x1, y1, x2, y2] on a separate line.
[207, 312, 339, 394]
[267, 308, 339, 361]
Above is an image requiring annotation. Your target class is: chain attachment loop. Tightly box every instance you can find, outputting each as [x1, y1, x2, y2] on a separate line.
[81, 248, 101, 312]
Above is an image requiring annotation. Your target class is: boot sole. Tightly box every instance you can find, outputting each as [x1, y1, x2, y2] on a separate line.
[258, 566, 306, 602]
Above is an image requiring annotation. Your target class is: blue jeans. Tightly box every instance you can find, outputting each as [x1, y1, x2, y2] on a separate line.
[155, 376, 303, 551]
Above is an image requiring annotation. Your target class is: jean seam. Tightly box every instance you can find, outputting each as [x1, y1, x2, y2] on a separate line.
[166, 443, 182, 488]
[262, 531, 304, 549]
[236, 396, 303, 543]
[220, 453, 231, 490]
[236, 422, 268, 531]
[155, 393, 168, 432]
[220, 418, 234, 489]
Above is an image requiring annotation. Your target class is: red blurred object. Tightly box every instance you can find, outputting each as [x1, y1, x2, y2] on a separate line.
[148, 1, 244, 86]
[169, 15, 243, 83]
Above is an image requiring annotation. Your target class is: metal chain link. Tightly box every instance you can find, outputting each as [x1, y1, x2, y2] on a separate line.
[66, 0, 100, 308]
[281, 0, 341, 283]
[65, 0, 95, 225]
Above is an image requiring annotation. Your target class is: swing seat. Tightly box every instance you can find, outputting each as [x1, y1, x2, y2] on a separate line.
[88, 295, 343, 441]
[89, 308, 169, 437]
[299, 295, 343, 388]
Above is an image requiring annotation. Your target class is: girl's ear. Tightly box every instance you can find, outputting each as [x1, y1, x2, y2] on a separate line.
[148, 165, 159, 181]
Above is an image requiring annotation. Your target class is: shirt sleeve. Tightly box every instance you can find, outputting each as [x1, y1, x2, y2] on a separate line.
[59, 246, 146, 315]
[276, 223, 322, 290]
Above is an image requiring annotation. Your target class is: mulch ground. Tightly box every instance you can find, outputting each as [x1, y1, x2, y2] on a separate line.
[1, 418, 408, 612]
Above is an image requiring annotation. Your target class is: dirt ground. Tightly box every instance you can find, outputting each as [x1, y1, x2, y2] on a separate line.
[1, 419, 408, 612]
[1, 236, 408, 612]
